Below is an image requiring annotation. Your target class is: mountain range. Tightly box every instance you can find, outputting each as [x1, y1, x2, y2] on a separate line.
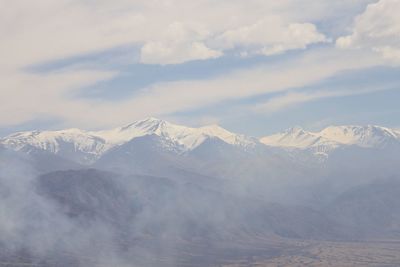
[0, 118, 256, 164]
[1, 117, 399, 204]
[1, 118, 400, 266]
[2, 117, 399, 166]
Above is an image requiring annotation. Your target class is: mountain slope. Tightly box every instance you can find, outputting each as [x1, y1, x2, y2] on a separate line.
[260, 124, 400, 160]
[327, 178, 400, 239]
[320, 125, 400, 148]
[96, 117, 256, 151]
[2, 120, 400, 176]
[1, 129, 107, 164]
[0, 118, 257, 166]
[260, 127, 336, 149]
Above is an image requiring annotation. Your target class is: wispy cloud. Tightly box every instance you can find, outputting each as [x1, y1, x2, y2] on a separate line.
[0, 46, 384, 129]
[336, 0, 400, 64]
[253, 91, 338, 114]
[0, 0, 396, 130]
[0, 0, 337, 68]
[253, 82, 400, 115]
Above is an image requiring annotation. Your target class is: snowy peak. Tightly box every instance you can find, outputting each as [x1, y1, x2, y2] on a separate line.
[1, 128, 107, 164]
[260, 127, 336, 149]
[95, 117, 185, 145]
[104, 118, 256, 151]
[198, 124, 256, 147]
[2, 129, 106, 154]
[260, 124, 400, 150]
[119, 117, 172, 134]
[2, 120, 399, 166]
[0, 118, 256, 164]
[319, 125, 399, 148]
[286, 126, 306, 135]
[96, 118, 256, 151]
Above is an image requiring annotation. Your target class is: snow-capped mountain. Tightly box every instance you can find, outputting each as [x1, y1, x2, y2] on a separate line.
[261, 125, 400, 149]
[319, 125, 400, 148]
[1, 128, 107, 164]
[260, 125, 400, 161]
[260, 127, 340, 159]
[96, 117, 256, 151]
[0, 118, 256, 165]
[2, 119, 399, 167]
[260, 127, 338, 149]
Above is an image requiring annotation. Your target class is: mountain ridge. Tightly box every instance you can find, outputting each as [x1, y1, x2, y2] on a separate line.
[261, 124, 400, 150]
[0, 118, 257, 165]
[1, 118, 399, 165]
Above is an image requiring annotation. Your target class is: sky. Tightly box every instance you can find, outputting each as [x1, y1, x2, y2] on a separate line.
[1, 0, 400, 137]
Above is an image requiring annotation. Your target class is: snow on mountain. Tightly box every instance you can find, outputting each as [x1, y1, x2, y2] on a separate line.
[260, 127, 340, 159]
[260, 127, 337, 149]
[395, 129, 400, 137]
[0, 118, 256, 164]
[319, 125, 400, 148]
[1, 128, 107, 164]
[260, 125, 400, 156]
[94, 117, 256, 151]
[2, 128, 104, 153]
[198, 124, 255, 148]
[2, 119, 399, 165]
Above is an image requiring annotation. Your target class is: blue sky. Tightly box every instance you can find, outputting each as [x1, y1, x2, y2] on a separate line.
[1, 0, 400, 137]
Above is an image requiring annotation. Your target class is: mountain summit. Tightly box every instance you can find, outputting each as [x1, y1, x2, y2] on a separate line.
[1, 120, 399, 165]
[0, 118, 256, 164]
[319, 125, 400, 148]
[261, 125, 400, 150]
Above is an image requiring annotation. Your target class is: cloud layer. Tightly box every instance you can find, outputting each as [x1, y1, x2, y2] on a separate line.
[0, 0, 335, 67]
[337, 0, 400, 63]
[0, 0, 398, 131]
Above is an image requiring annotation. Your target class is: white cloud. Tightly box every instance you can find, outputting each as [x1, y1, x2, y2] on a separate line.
[0, 0, 391, 129]
[59, 48, 380, 128]
[0, 69, 117, 127]
[253, 80, 399, 115]
[140, 41, 222, 64]
[374, 46, 400, 61]
[140, 22, 222, 64]
[252, 89, 360, 114]
[253, 92, 334, 114]
[0, 46, 383, 129]
[336, 0, 400, 63]
[0, 0, 361, 68]
[215, 18, 328, 56]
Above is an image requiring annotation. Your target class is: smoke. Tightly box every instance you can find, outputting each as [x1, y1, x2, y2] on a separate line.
[1, 143, 400, 266]
[0, 150, 132, 267]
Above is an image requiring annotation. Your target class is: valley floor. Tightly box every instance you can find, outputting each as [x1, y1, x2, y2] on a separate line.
[219, 239, 400, 267]
[2, 239, 400, 267]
